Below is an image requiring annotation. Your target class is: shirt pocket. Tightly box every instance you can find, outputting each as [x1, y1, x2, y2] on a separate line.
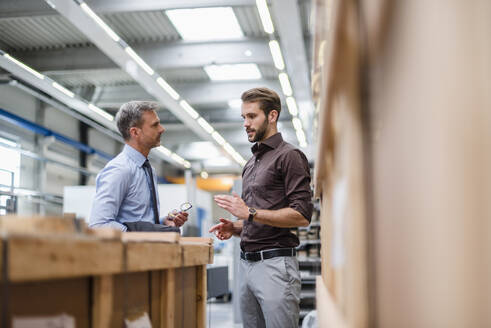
[255, 168, 285, 206]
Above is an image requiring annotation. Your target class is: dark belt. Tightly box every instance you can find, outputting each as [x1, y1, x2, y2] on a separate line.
[240, 248, 296, 262]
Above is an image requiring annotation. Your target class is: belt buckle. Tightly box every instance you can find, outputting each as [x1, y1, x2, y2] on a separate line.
[260, 250, 264, 261]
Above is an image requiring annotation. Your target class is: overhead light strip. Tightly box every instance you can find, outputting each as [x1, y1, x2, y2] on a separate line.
[255, 1, 306, 148]
[52, 81, 74, 98]
[256, 0, 274, 34]
[124, 47, 154, 76]
[3, 54, 45, 80]
[268, 40, 285, 70]
[79, 3, 120, 42]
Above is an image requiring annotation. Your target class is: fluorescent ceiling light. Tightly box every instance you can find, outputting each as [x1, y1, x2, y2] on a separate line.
[124, 47, 154, 75]
[286, 97, 298, 116]
[197, 117, 214, 134]
[166, 7, 243, 41]
[292, 117, 302, 131]
[179, 100, 199, 119]
[80, 3, 120, 42]
[269, 40, 285, 70]
[52, 82, 74, 98]
[212, 131, 226, 146]
[200, 171, 209, 179]
[278, 72, 292, 96]
[184, 161, 191, 169]
[204, 64, 261, 81]
[256, 0, 274, 34]
[156, 77, 179, 100]
[4, 54, 45, 80]
[156, 146, 172, 157]
[228, 99, 242, 109]
[88, 103, 113, 121]
[223, 143, 235, 155]
[171, 153, 185, 165]
[296, 129, 307, 147]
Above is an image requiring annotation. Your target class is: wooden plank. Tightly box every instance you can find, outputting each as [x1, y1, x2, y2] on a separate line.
[174, 267, 197, 328]
[126, 243, 180, 272]
[181, 244, 212, 267]
[6, 235, 123, 282]
[316, 276, 348, 328]
[180, 237, 213, 245]
[196, 265, 207, 328]
[161, 269, 176, 328]
[92, 275, 114, 328]
[122, 232, 180, 243]
[150, 271, 161, 328]
[0, 216, 88, 234]
[87, 228, 122, 240]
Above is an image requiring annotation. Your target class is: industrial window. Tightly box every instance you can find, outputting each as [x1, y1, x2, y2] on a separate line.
[0, 137, 20, 215]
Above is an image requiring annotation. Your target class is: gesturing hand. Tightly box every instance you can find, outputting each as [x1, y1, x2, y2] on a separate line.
[214, 192, 249, 220]
[209, 218, 235, 240]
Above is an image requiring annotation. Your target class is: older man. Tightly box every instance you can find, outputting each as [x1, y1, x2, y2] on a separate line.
[90, 101, 188, 231]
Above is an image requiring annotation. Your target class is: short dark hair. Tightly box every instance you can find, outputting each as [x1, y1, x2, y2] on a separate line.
[241, 87, 281, 120]
[115, 101, 159, 140]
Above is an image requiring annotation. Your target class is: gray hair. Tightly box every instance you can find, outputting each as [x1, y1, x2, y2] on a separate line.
[115, 101, 159, 140]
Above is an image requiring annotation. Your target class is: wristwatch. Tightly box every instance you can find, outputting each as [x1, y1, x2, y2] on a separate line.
[248, 207, 257, 222]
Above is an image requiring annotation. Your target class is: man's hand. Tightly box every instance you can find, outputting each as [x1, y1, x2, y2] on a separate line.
[209, 218, 235, 240]
[164, 211, 188, 227]
[214, 192, 249, 220]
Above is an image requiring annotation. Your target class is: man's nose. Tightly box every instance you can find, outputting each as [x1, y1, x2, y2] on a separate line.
[160, 125, 165, 133]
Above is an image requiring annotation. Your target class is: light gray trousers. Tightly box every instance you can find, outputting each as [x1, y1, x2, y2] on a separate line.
[240, 255, 301, 328]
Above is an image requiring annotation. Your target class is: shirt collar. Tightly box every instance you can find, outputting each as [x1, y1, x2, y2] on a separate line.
[251, 132, 283, 155]
[123, 144, 147, 167]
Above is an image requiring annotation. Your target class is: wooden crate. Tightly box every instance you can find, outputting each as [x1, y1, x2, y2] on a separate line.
[0, 219, 213, 328]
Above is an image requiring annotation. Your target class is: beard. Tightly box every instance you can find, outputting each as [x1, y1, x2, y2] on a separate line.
[248, 118, 268, 143]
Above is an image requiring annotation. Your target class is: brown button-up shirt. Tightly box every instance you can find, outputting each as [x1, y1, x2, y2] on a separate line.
[241, 133, 313, 252]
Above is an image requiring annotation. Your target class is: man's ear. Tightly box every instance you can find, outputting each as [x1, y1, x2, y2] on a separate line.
[269, 110, 279, 123]
[129, 126, 139, 139]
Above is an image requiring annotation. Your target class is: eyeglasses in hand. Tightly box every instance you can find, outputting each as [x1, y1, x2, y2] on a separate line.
[167, 202, 193, 220]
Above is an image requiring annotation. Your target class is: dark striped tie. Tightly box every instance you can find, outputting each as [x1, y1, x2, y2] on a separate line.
[142, 160, 159, 224]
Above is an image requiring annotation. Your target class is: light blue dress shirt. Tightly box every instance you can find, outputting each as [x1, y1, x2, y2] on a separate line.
[89, 144, 161, 231]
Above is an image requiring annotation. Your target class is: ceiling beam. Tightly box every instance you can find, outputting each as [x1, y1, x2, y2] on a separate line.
[95, 80, 283, 108]
[12, 39, 271, 72]
[0, 0, 256, 19]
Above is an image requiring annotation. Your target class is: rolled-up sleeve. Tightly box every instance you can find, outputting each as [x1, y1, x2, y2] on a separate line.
[89, 164, 129, 231]
[283, 150, 313, 221]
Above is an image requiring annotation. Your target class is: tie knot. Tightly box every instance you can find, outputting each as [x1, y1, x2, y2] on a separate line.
[143, 160, 151, 169]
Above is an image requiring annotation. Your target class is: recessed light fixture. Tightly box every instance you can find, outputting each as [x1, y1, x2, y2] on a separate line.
[166, 7, 243, 41]
[244, 50, 252, 57]
[204, 64, 261, 81]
